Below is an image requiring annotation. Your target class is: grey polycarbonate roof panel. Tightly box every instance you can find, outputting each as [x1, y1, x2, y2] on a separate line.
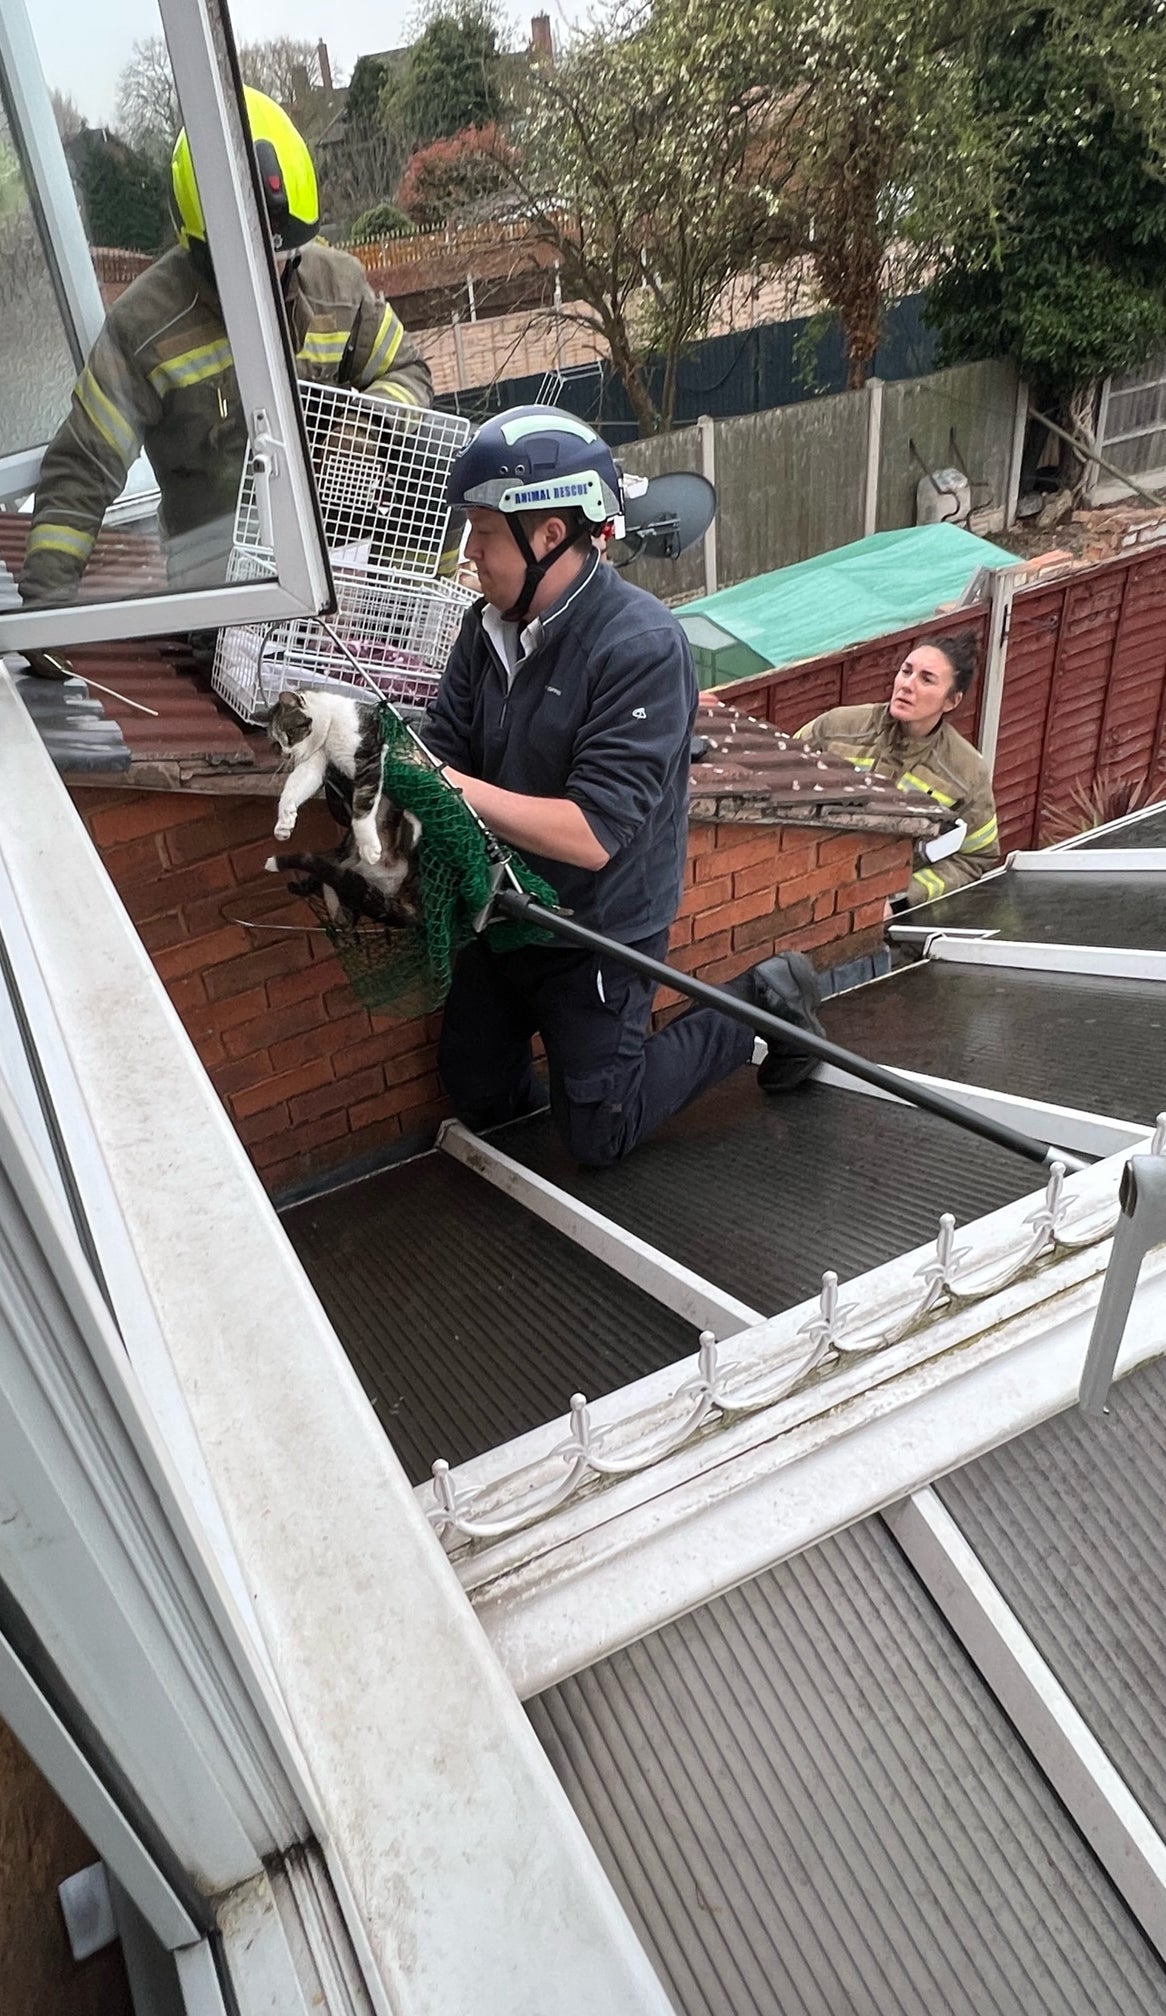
[939, 1351, 1166, 1844]
[530, 1517, 1165, 2016]
[501, 1074, 1037, 1316]
[897, 867, 1166, 946]
[822, 962, 1165, 1125]
[1081, 805, 1166, 848]
[282, 1150, 698, 1482]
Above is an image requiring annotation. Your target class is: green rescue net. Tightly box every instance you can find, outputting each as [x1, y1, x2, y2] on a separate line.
[308, 702, 559, 1019]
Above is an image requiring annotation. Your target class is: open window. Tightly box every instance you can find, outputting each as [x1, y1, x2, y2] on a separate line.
[0, 0, 330, 653]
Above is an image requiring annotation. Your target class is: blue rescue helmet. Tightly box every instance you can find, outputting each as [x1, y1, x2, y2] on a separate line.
[447, 405, 623, 619]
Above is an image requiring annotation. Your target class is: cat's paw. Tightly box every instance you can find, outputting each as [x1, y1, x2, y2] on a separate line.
[273, 817, 295, 841]
[264, 857, 279, 872]
[359, 841, 383, 866]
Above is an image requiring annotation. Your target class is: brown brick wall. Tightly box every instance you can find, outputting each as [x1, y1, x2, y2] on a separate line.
[71, 784, 913, 1195]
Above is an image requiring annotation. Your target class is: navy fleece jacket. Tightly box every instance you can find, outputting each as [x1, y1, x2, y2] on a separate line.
[424, 554, 698, 942]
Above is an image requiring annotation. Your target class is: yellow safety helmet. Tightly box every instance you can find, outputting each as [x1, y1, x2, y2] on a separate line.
[171, 87, 319, 257]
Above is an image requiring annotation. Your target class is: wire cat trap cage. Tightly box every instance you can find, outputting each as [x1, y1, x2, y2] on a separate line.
[213, 383, 473, 722]
[237, 382, 471, 578]
[213, 550, 473, 722]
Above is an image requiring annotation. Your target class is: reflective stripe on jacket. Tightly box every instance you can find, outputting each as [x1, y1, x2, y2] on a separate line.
[795, 701, 1001, 904]
[20, 242, 433, 606]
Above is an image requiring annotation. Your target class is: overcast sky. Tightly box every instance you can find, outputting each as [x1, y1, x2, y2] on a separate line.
[34, 0, 592, 128]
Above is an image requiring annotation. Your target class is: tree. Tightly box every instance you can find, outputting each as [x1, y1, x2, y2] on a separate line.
[398, 121, 514, 225]
[115, 37, 181, 164]
[238, 38, 329, 107]
[320, 56, 413, 227]
[383, 2, 503, 147]
[70, 129, 169, 253]
[115, 36, 334, 165]
[51, 90, 85, 141]
[491, 0, 801, 431]
[923, 2, 1166, 404]
[350, 198, 414, 241]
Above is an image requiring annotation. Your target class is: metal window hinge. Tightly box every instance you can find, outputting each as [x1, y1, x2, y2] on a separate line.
[250, 411, 284, 550]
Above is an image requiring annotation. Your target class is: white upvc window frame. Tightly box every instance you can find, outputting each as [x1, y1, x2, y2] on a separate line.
[0, 0, 332, 652]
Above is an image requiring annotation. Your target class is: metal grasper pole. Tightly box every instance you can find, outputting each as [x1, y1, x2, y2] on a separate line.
[491, 890, 1089, 1175]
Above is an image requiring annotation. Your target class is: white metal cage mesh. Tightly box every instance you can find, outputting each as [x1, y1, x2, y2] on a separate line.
[212, 551, 473, 721]
[213, 383, 474, 721]
[234, 383, 471, 580]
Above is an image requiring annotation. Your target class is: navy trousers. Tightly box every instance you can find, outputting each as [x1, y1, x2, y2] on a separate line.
[438, 932, 756, 1167]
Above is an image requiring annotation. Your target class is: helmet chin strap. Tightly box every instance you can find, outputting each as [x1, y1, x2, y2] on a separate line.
[503, 514, 586, 623]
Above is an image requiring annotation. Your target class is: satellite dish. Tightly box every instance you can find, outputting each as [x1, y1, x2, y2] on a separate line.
[617, 471, 717, 562]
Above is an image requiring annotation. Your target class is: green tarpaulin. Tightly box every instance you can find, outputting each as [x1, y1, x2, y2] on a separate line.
[678, 523, 1017, 686]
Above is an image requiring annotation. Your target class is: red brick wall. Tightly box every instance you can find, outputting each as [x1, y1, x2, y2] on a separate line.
[71, 784, 913, 1195]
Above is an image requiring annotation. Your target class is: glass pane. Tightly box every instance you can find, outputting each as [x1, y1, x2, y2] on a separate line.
[0, 105, 77, 459]
[3, 0, 274, 613]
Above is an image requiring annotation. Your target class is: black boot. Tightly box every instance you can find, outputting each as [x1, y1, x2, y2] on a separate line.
[724, 951, 825, 1092]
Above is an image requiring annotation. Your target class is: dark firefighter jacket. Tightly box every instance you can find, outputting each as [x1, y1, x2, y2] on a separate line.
[20, 241, 432, 606]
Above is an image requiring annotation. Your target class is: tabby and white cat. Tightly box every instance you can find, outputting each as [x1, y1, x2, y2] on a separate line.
[265, 690, 421, 928]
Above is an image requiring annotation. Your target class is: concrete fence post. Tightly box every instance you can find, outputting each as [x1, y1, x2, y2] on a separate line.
[863, 377, 884, 538]
[698, 413, 718, 596]
[979, 562, 1024, 772]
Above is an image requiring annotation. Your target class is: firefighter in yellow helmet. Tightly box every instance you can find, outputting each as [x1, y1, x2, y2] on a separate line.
[20, 88, 432, 615]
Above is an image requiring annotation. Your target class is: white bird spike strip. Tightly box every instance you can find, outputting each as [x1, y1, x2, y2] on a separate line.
[427, 1121, 1166, 1545]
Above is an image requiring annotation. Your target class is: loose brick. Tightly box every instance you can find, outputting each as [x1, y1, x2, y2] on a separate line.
[89, 793, 213, 847]
[289, 1065, 385, 1126]
[232, 1055, 333, 1118]
[154, 923, 253, 982]
[204, 937, 314, 1000]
